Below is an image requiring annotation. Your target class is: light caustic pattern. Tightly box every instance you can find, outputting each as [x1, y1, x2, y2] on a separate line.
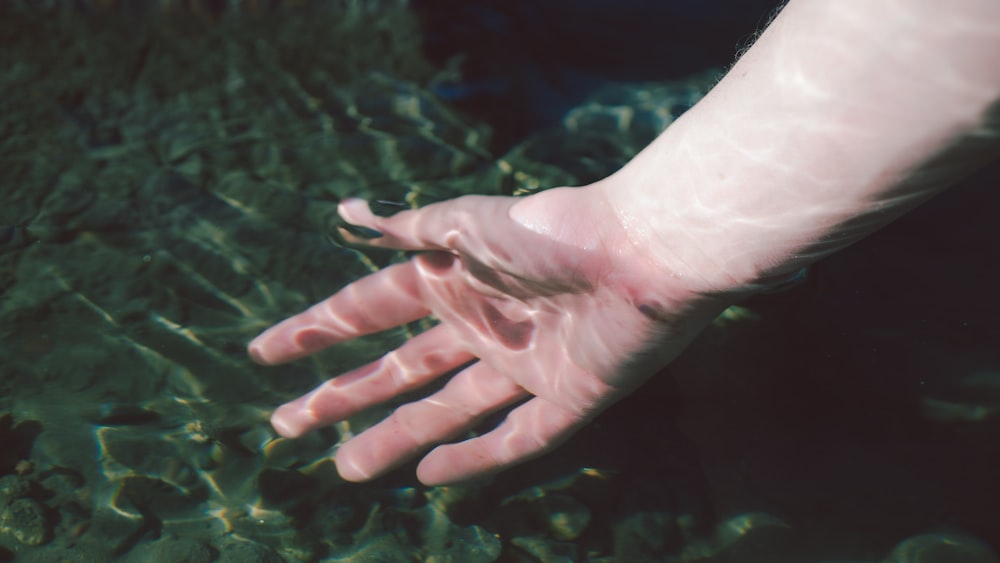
[250, 190, 733, 486]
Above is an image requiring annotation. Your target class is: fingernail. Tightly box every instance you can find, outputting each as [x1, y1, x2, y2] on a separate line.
[271, 401, 314, 439]
[247, 342, 267, 364]
[340, 224, 383, 239]
[370, 199, 409, 217]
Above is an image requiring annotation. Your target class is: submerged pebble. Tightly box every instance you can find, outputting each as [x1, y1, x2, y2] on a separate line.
[0, 498, 50, 546]
[538, 495, 591, 541]
[218, 541, 285, 563]
[124, 536, 213, 563]
[0, 475, 32, 506]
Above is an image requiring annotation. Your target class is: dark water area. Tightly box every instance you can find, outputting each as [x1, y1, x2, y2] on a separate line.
[1, 1, 998, 562]
[414, 0, 779, 149]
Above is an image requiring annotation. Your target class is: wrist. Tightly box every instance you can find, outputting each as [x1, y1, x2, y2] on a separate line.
[592, 113, 798, 297]
[596, 0, 1000, 296]
[509, 184, 744, 323]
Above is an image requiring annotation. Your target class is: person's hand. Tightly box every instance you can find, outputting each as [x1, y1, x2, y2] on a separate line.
[248, 185, 735, 485]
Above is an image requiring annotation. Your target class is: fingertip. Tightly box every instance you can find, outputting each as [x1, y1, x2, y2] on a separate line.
[415, 451, 440, 485]
[415, 464, 448, 487]
[337, 198, 376, 225]
[270, 402, 315, 439]
[338, 196, 367, 207]
[334, 449, 375, 483]
[416, 446, 478, 487]
[416, 459, 493, 488]
[248, 326, 284, 364]
[247, 341, 269, 365]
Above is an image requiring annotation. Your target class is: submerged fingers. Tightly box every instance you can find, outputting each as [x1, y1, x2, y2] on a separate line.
[269, 324, 475, 438]
[416, 398, 586, 486]
[334, 362, 528, 482]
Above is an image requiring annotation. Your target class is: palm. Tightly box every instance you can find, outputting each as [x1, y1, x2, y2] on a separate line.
[249, 188, 726, 485]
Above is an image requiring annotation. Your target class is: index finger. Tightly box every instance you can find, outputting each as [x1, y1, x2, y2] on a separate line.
[248, 258, 430, 365]
[337, 196, 515, 252]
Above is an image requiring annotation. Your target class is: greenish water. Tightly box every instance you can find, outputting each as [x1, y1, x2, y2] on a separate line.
[2, 3, 999, 562]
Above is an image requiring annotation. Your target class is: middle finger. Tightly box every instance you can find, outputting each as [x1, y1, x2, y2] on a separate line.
[270, 324, 475, 438]
[334, 361, 528, 482]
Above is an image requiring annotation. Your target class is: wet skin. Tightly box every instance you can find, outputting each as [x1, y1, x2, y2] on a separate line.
[248, 188, 733, 486]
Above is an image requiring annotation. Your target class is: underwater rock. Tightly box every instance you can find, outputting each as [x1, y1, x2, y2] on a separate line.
[92, 403, 163, 427]
[422, 524, 501, 563]
[670, 512, 791, 561]
[883, 532, 999, 563]
[0, 498, 50, 546]
[510, 535, 577, 563]
[274, 535, 321, 563]
[86, 506, 151, 557]
[920, 370, 1000, 423]
[0, 414, 42, 477]
[11, 545, 111, 563]
[536, 494, 590, 541]
[612, 511, 680, 562]
[0, 475, 33, 506]
[123, 536, 213, 563]
[218, 541, 285, 563]
[314, 500, 361, 537]
[107, 475, 208, 524]
[37, 467, 86, 508]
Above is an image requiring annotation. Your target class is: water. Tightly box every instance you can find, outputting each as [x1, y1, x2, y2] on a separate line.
[1, 2, 999, 562]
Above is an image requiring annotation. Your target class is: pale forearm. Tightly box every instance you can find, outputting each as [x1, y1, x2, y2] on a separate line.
[600, 0, 1000, 294]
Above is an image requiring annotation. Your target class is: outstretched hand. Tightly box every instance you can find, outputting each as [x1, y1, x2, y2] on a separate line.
[249, 186, 733, 485]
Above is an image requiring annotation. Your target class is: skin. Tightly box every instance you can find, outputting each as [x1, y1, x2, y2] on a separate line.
[249, 0, 1000, 486]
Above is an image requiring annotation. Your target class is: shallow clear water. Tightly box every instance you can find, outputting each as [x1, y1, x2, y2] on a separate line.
[1, 3, 999, 562]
